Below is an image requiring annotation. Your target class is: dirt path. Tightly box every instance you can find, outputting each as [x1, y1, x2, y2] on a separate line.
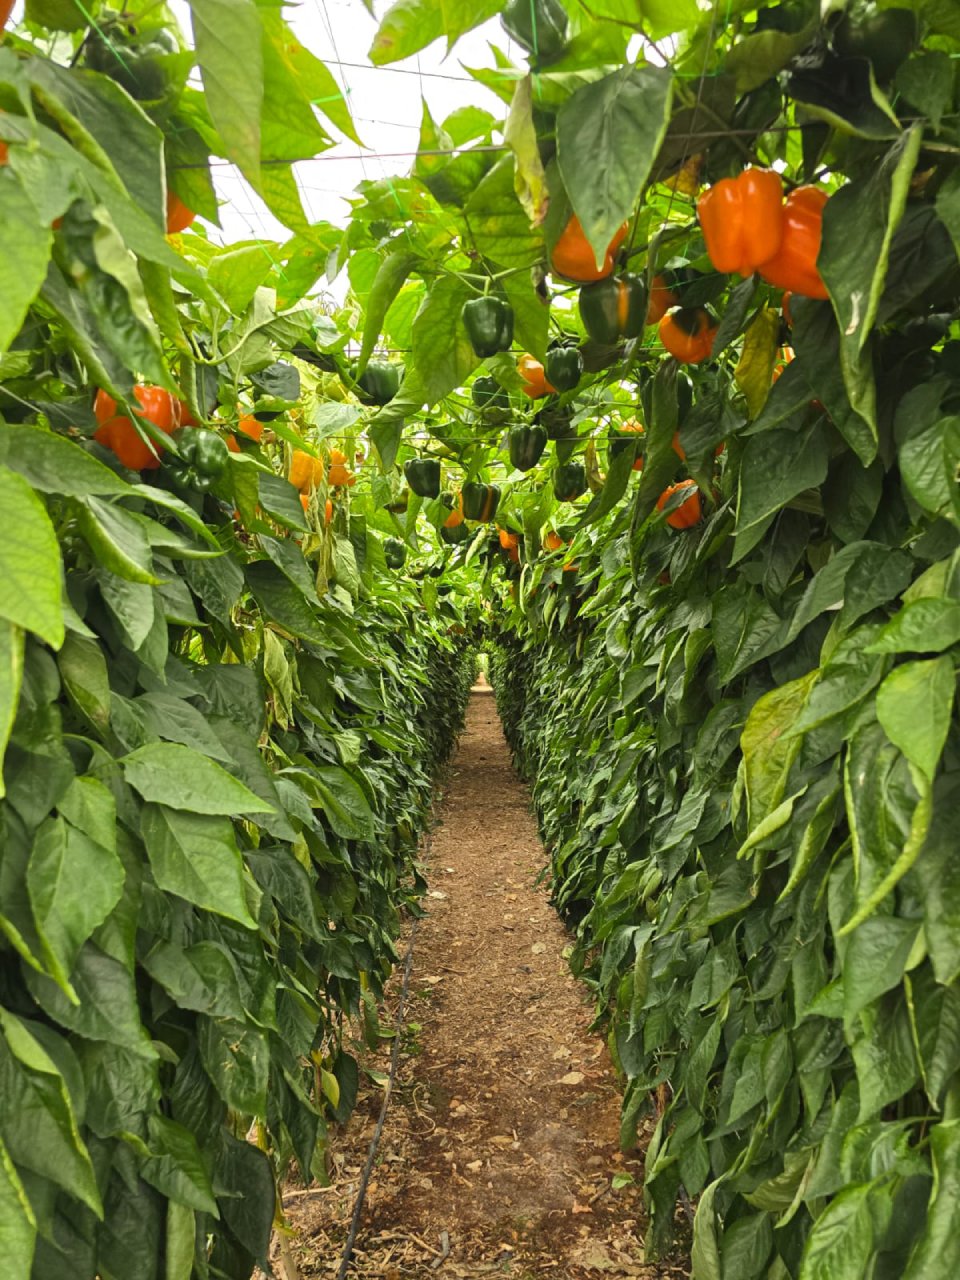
[278, 687, 688, 1279]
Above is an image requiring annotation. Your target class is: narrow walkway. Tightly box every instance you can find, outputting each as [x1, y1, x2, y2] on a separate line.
[281, 689, 687, 1278]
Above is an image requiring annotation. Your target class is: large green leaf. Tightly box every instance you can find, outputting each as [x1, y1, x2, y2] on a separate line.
[27, 815, 125, 996]
[141, 804, 257, 927]
[557, 65, 673, 269]
[411, 275, 480, 404]
[876, 657, 954, 783]
[125, 744, 274, 815]
[0, 170, 53, 356]
[0, 1009, 102, 1217]
[0, 470, 63, 649]
[0, 1134, 36, 1277]
[819, 127, 923, 432]
[190, 0, 263, 184]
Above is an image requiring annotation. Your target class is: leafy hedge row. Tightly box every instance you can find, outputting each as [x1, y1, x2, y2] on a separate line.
[489, 305, 960, 1279]
[0, 415, 475, 1278]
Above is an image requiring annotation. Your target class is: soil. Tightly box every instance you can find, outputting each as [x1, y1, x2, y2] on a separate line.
[271, 682, 690, 1280]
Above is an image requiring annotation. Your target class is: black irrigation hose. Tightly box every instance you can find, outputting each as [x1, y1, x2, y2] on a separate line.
[335, 913, 422, 1280]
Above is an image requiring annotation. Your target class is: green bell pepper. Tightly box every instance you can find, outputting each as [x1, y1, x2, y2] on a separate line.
[553, 461, 587, 503]
[384, 537, 407, 569]
[544, 346, 583, 392]
[403, 457, 441, 499]
[472, 375, 511, 414]
[461, 482, 501, 522]
[579, 274, 647, 346]
[165, 429, 229, 493]
[508, 425, 548, 473]
[353, 360, 401, 406]
[501, 0, 568, 65]
[462, 297, 515, 359]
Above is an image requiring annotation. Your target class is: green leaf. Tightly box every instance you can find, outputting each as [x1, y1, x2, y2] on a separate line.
[199, 1018, 269, 1114]
[819, 127, 923, 424]
[369, 0, 444, 65]
[355, 247, 420, 376]
[866, 599, 960, 655]
[309, 764, 376, 841]
[505, 75, 547, 226]
[903, 1121, 960, 1279]
[246, 560, 326, 643]
[0, 622, 24, 799]
[876, 657, 955, 783]
[557, 65, 673, 270]
[411, 275, 480, 404]
[191, 0, 263, 184]
[123, 743, 275, 815]
[0, 1134, 36, 1277]
[27, 815, 125, 998]
[208, 246, 275, 314]
[798, 1182, 876, 1280]
[741, 672, 818, 830]
[502, 267, 549, 363]
[165, 1201, 195, 1280]
[76, 497, 159, 585]
[935, 169, 960, 258]
[142, 1114, 219, 1215]
[0, 170, 53, 355]
[0, 423, 128, 497]
[57, 632, 111, 733]
[0, 1008, 102, 1217]
[0, 469, 63, 649]
[842, 918, 920, 1029]
[840, 722, 933, 936]
[464, 155, 545, 270]
[735, 418, 830, 537]
[141, 804, 256, 927]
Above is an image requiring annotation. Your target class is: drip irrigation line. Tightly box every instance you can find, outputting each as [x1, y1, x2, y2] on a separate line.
[335, 910, 422, 1280]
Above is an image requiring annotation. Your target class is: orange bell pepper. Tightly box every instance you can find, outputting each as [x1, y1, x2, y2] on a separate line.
[657, 481, 702, 529]
[550, 214, 628, 283]
[517, 353, 556, 398]
[658, 308, 718, 364]
[697, 167, 784, 277]
[757, 186, 829, 299]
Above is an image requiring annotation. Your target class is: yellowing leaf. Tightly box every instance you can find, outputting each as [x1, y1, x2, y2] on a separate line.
[505, 76, 548, 227]
[735, 307, 779, 419]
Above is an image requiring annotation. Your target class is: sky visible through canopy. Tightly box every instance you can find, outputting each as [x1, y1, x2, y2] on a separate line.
[171, 0, 508, 249]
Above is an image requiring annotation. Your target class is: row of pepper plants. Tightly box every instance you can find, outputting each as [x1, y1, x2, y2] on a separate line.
[325, 1, 956, 1278]
[0, 2, 485, 1277]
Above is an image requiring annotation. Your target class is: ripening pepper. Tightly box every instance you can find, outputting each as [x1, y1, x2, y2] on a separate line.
[327, 447, 356, 488]
[461, 481, 500, 522]
[461, 297, 514, 359]
[508, 424, 548, 473]
[353, 360, 401, 405]
[609, 419, 645, 471]
[579, 273, 646, 345]
[553, 461, 587, 502]
[384, 537, 407, 569]
[165, 428, 229, 493]
[441, 491, 464, 528]
[166, 191, 196, 235]
[93, 385, 177, 471]
[658, 308, 718, 364]
[501, 0, 568, 64]
[657, 480, 702, 529]
[289, 449, 325, 491]
[544, 346, 582, 392]
[697, 167, 784, 277]
[645, 273, 678, 326]
[441, 522, 472, 545]
[551, 214, 628, 283]
[403, 457, 441, 499]
[757, 186, 829, 299]
[518, 353, 555, 398]
[472, 375, 510, 413]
